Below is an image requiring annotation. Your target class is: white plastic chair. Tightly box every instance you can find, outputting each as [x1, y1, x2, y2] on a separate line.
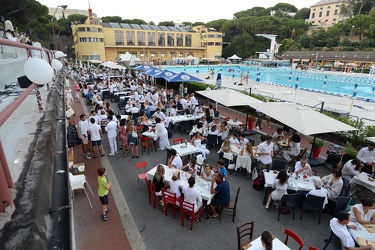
[235, 156, 252, 176]
[223, 152, 235, 174]
[196, 154, 205, 175]
[69, 172, 94, 208]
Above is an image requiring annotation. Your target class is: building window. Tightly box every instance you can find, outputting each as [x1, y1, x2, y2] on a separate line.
[327, 6, 330, 8]
[90, 55, 100, 60]
[148, 32, 155, 46]
[201, 41, 206, 47]
[115, 30, 124, 45]
[333, 18, 336, 21]
[78, 27, 85, 32]
[98, 28, 102, 32]
[160, 52, 167, 58]
[158, 33, 165, 46]
[167, 33, 174, 46]
[312, 13, 315, 18]
[319, 12, 322, 17]
[334, 9, 338, 15]
[185, 34, 192, 47]
[208, 42, 214, 46]
[99, 38, 103, 42]
[325, 19, 328, 22]
[170, 52, 176, 58]
[126, 31, 135, 45]
[86, 27, 98, 32]
[79, 37, 87, 42]
[320, 7, 323, 10]
[178, 51, 184, 57]
[216, 34, 222, 38]
[313, 8, 316, 11]
[312, 21, 315, 23]
[326, 10, 330, 16]
[82, 55, 89, 60]
[137, 31, 145, 46]
[215, 42, 221, 46]
[150, 51, 157, 58]
[208, 34, 214, 38]
[176, 34, 183, 46]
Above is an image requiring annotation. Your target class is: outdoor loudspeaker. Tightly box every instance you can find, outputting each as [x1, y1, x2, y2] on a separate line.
[17, 76, 33, 88]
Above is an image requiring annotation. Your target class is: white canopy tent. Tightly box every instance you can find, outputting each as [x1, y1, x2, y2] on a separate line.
[196, 89, 263, 107]
[119, 52, 136, 66]
[100, 61, 126, 70]
[227, 54, 242, 60]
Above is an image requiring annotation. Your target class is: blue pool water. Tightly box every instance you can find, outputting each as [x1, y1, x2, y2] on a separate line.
[162, 65, 375, 99]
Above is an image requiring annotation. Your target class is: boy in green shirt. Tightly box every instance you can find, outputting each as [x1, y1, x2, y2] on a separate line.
[97, 167, 111, 221]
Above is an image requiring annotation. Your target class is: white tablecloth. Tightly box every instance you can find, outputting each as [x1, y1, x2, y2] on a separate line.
[245, 236, 291, 250]
[227, 120, 242, 129]
[350, 172, 375, 193]
[264, 171, 319, 191]
[114, 91, 130, 97]
[146, 164, 214, 202]
[349, 221, 375, 246]
[142, 131, 159, 141]
[171, 144, 201, 157]
[169, 114, 204, 124]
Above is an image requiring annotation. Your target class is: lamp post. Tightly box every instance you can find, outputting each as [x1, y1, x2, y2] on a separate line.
[349, 25, 355, 41]
[51, 5, 68, 50]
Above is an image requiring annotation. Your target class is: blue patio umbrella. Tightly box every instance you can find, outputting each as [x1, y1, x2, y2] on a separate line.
[166, 72, 203, 83]
[143, 68, 164, 77]
[133, 64, 157, 71]
[154, 70, 178, 88]
[214, 72, 222, 90]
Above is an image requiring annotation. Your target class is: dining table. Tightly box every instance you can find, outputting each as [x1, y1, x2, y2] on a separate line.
[171, 143, 202, 157]
[262, 170, 321, 205]
[244, 236, 291, 250]
[348, 221, 375, 247]
[169, 114, 204, 124]
[350, 172, 375, 193]
[146, 164, 215, 203]
[227, 119, 242, 129]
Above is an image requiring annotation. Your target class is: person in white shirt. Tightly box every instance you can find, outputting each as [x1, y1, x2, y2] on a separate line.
[193, 104, 203, 115]
[151, 117, 170, 150]
[283, 134, 301, 162]
[349, 199, 375, 224]
[239, 134, 249, 149]
[201, 164, 215, 181]
[342, 159, 362, 182]
[257, 136, 274, 172]
[128, 104, 140, 115]
[88, 118, 105, 158]
[229, 133, 240, 145]
[170, 105, 177, 117]
[183, 176, 202, 212]
[168, 149, 183, 169]
[105, 115, 118, 156]
[168, 174, 181, 199]
[330, 211, 373, 250]
[182, 158, 198, 177]
[356, 143, 375, 175]
[294, 159, 313, 176]
[89, 110, 101, 126]
[78, 114, 91, 159]
[152, 108, 166, 121]
[305, 179, 328, 208]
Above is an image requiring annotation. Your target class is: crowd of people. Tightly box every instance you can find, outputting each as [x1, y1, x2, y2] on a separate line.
[2, 19, 32, 44]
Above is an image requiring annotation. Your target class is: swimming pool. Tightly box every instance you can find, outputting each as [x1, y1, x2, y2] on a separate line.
[162, 65, 375, 99]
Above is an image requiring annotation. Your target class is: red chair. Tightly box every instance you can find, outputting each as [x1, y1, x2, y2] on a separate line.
[162, 190, 178, 219]
[136, 161, 148, 183]
[136, 125, 144, 136]
[284, 228, 304, 250]
[145, 179, 156, 208]
[140, 136, 153, 156]
[224, 117, 230, 121]
[309, 246, 319, 250]
[180, 200, 202, 230]
[172, 137, 184, 144]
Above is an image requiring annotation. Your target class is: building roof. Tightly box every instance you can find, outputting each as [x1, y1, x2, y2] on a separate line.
[311, 0, 348, 7]
[282, 50, 375, 62]
[101, 22, 195, 32]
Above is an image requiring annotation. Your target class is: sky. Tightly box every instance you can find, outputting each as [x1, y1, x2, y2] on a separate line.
[37, 0, 318, 24]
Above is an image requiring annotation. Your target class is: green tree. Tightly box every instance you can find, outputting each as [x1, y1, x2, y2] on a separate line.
[101, 16, 122, 23]
[294, 8, 310, 20]
[193, 22, 205, 26]
[359, 37, 370, 49]
[158, 21, 174, 26]
[182, 22, 192, 26]
[310, 28, 327, 47]
[347, 14, 374, 40]
[273, 3, 298, 13]
[68, 14, 87, 24]
[340, 38, 352, 46]
[298, 34, 312, 48]
[121, 19, 147, 24]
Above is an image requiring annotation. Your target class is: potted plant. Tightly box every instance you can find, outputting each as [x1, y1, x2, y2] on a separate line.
[310, 138, 325, 159]
[247, 115, 256, 130]
[341, 142, 358, 163]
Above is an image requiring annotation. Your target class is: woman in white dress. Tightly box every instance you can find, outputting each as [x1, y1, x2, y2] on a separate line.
[190, 132, 209, 159]
[153, 117, 170, 150]
[283, 134, 301, 162]
[349, 199, 375, 224]
[266, 169, 288, 209]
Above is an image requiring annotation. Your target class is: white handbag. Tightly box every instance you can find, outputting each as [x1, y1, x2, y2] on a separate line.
[132, 129, 138, 138]
[251, 167, 258, 180]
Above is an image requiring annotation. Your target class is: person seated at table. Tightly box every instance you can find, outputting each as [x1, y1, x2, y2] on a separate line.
[218, 121, 229, 146]
[299, 179, 328, 208]
[146, 102, 157, 118]
[356, 142, 375, 175]
[283, 134, 301, 162]
[182, 158, 198, 177]
[220, 139, 231, 154]
[322, 168, 344, 199]
[239, 134, 249, 149]
[190, 122, 204, 136]
[342, 159, 363, 182]
[151, 117, 170, 151]
[193, 104, 203, 115]
[266, 169, 288, 209]
[229, 133, 240, 145]
[272, 128, 285, 153]
[199, 116, 208, 128]
[190, 132, 209, 159]
[201, 164, 215, 181]
[209, 172, 230, 218]
[140, 103, 147, 114]
[349, 199, 375, 224]
[152, 108, 166, 121]
[182, 176, 202, 212]
[128, 104, 140, 118]
[330, 211, 373, 250]
[207, 124, 218, 136]
[170, 104, 177, 117]
[260, 231, 274, 250]
[216, 159, 227, 177]
[209, 117, 220, 129]
[240, 142, 254, 160]
[294, 158, 313, 176]
[168, 149, 183, 169]
[153, 165, 166, 205]
[168, 173, 181, 199]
